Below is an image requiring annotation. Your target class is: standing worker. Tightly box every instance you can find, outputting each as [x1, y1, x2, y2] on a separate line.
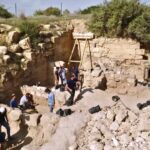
[59, 65, 67, 86]
[0, 107, 11, 140]
[45, 88, 55, 112]
[54, 67, 60, 88]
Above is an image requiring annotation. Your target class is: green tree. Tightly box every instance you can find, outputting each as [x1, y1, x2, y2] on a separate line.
[34, 10, 43, 16]
[80, 5, 100, 14]
[88, 0, 150, 45]
[44, 7, 61, 16]
[0, 5, 13, 18]
[63, 9, 70, 16]
[128, 6, 150, 44]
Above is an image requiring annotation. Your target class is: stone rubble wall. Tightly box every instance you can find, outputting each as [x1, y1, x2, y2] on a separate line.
[79, 37, 150, 90]
[0, 23, 73, 103]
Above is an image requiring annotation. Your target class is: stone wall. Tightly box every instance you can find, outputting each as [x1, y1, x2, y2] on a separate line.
[0, 23, 74, 103]
[79, 37, 150, 90]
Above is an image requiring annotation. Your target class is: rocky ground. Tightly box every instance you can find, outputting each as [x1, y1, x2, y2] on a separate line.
[1, 86, 150, 150]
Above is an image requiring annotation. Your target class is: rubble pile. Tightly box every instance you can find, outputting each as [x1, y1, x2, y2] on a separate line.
[74, 101, 150, 150]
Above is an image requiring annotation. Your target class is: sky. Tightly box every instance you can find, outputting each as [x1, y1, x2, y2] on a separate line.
[0, 0, 149, 16]
[0, 0, 103, 16]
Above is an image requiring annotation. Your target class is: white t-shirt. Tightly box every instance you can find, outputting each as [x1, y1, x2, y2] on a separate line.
[19, 95, 28, 106]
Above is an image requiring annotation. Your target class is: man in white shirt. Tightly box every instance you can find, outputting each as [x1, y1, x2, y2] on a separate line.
[19, 93, 30, 109]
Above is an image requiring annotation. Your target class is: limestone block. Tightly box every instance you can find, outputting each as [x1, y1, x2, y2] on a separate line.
[23, 50, 32, 60]
[19, 37, 31, 50]
[115, 110, 128, 124]
[0, 46, 7, 55]
[128, 111, 137, 123]
[3, 55, 10, 63]
[6, 31, 20, 44]
[41, 24, 50, 30]
[0, 24, 12, 33]
[118, 134, 131, 146]
[54, 61, 65, 67]
[25, 113, 41, 127]
[16, 52, 23, 58]
[110, 122, 119, 131]
[136, 49, 145, 55]
[10, 44, 21, 53]
[51, 36, 59, 43]
[135, 55, 143, 60]
[39, 31, 53, 36]
[8, 109, 22, 121]
[106, 110, 115, 121]
[91, 69, 102, 77]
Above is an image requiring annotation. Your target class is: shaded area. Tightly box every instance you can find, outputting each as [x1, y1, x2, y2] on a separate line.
[6, 123, 32, 150]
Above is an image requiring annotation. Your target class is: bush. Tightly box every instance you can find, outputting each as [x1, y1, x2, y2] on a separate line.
[34, 7, 61, 16]
[18, 21, 39, 47]
[0, 5, 13, 18]
[88, 0, 150, 45]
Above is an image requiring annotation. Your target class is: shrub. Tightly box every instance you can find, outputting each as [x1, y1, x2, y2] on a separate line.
[88, 0, 150, 45]
[34, 7, 61, 16]
[18, 21, 39, 47]
[0, 5, 13, 18]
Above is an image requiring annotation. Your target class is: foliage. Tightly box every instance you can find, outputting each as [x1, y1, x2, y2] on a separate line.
[34, 7, 61, 16]
[63, 9, 70, 16]
[128, 6, 150, 44]
[80, 6, 100, 14]
[88, 0, 150, 45]
[0, 5, 13, 18]
[18, 21, 39, 47]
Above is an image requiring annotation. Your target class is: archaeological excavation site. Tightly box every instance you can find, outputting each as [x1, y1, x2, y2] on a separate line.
[0, 1, 150, 149]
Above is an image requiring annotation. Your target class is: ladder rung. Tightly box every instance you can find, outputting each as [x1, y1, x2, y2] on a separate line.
[69, 60, 81, 62]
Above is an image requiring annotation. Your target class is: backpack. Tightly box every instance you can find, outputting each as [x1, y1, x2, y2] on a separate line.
[89, 105, 101, 114]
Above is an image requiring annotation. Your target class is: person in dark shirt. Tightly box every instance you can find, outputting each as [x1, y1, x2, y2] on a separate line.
[54, 67, 59, 87]
[0, 107, 11, 140]
[65, 74, 76, 103]
[10, 93, 18, 108]
[70, 66, 79, 79]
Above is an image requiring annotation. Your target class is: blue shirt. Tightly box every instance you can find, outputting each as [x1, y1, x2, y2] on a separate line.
[10, 99, 18, 108]
[48, 92, 55, 106]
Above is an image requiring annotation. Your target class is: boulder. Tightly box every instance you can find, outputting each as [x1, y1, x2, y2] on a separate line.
[115, 110, 128, 124]
[0, 46, 7, 55]
[91, 69, 102, 77]
[39, 31, 53, 36]
[110, 122, 119, 131]
[19, 37, 31, 50]
[54, 61, 65, 67]
[119, 134, 131, 146]
[8, 109, 22, 121]
[3, 55, 10, 63]
[6, 31, 20, 44]
[23, 50, 32, 60]
[0, 24, 12, 33]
